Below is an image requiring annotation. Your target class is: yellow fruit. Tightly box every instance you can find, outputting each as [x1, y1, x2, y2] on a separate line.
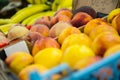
[34, 48, 63, 69]
[61, 33, 92, 52]
[111, 13, 120, 34]
[19, 64, 48, 80]
[5, 52, 33, 74]
[62, 44, 95, 68]
[104, 44, 120, 58]
[107, 8, 120, 23]
[58, 26, 81, 44]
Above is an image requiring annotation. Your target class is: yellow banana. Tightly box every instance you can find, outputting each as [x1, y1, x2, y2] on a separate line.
[107, 8, 120, 23]
[11, 4, 50, 23]
[26, 0, 34, 4]
[34, 0, 42, 4]
[21, 13, 44, 25]
[0, 23, 14, 34]
[27, 11, 55, 25]
[57, 0, 72, 10]
[0, 19, 12, 25]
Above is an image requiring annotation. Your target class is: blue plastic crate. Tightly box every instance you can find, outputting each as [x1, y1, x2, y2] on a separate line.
[29, 51, 120, 80]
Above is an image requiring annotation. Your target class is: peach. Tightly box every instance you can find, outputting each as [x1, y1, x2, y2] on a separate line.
[54, 8, 73, 18]
[50, 14, 71, 26]
[104, 44, 120, 58]
[73, 6, 97, 18]
[27, 32, 43, 44]
[5, 52, 33, 74]
[0, 36, 10, 49]
[91, 32, 120, 56]
[0, 31, 5, 37]
[89, 24, 118, 40]
[58, 26, 81, 44]
[49, 21, 73, 38]
[32, 37, 60, 56]
[74, 56, 102, 70]
[111, 13, 120, 34]
[30, 24, 49, 37]
[7, 26, 29, 41]
[34, 16, 51, 28]
[84, 18, 109, 35]
[71, 12, 93, 27]
[18, 64, 48, 80]
[61, 33, 92, 52]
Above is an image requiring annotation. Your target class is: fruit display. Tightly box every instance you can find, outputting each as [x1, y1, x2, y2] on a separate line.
[0, 1, 120, 80]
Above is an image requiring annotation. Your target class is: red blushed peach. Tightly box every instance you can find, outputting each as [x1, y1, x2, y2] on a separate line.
[71, 12, 93, 28]
[49, 21, 73, 38]
[89, 24, 118, 40]
[58, 26, 81, 44]
[84, 18, 109, 36]
[34, 16, 51, 28]
[54, 8, 73, 18]
[50, 15, 71, 27]
[91, 32, 120, 56]
[27, 31, 43, 44]
[0, 36, 10, 49]
[30, 24, 49, 37]
[32, 37, 60, 56]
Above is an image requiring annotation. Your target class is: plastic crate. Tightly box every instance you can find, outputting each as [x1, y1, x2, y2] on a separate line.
[29, 51, 120, 80]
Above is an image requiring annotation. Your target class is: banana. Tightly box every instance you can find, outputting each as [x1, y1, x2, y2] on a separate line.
[57, 0, 72, 10]
[26, 11, 55, 26]
[21, 13, 44, 25]
[51, 0, 62, 11]
[11, 4, 50, 23]
[34, 0, 42, 4]
[0, 19, 12, 25]
[26, 0, 34, 4]
[0, 23, 14, 34]
[107, 8, 120, 23]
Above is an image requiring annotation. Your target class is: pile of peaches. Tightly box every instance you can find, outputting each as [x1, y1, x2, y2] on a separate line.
[0, 7, 120, 80]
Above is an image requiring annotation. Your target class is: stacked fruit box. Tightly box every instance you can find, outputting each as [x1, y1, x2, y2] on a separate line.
[1, 0, 120, 80]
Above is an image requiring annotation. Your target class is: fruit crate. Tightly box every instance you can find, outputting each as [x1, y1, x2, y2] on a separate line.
[29, 51, 120, 80]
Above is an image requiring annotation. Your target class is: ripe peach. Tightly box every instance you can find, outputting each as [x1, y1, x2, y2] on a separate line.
[27, 32, 43, 44]
[32, 37, 60, 56]
[61, 33, 92, 52]
[104, 44, 120, 58]
[84, 18, 109, 36]
[34, 16, 51, 28]
[50, 15, 71, 26]
[49, 21, 73, 38]
[7, 26, 29, 41]
[54, 8, 73, 18]
[58, 26, 81, 44]
[73, 6, 97, 18]
[5, 52, 33, 74]
[18, 64, 48, 80]
[111, 13, 120, 34]
[30, 24, 49, 37]
[89, 24, 118, 40]
[74, 56, 102, 70]
[91, 32, 120, 56]
[0, 36, 10, 49]
[71, 12, 93, 27]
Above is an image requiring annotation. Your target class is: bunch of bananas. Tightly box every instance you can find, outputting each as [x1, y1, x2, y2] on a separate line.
[0, 0, 72, 34]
